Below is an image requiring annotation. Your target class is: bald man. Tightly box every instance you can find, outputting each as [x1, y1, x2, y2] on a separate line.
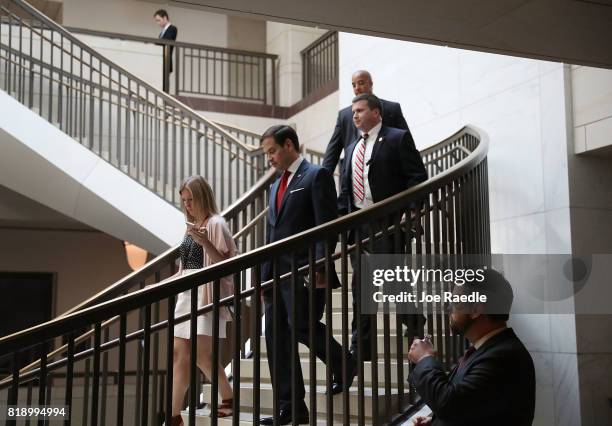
[322, 70, 409, 174]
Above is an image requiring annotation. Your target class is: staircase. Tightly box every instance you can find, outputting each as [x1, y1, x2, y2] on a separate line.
[0, 1, 491, 425]
[0, 124, 489, 426]
[193, 284, 410, 426]
[0, 0, 267, 253]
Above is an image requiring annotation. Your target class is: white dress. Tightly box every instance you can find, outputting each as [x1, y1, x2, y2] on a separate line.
[173, 215, 237, 339]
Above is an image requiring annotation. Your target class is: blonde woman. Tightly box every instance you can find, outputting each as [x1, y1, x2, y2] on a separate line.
[170, 175, 236, 425]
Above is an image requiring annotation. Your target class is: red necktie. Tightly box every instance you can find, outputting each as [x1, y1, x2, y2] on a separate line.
[352, 133, 368, 204]
[458, 345, 476, 369]
[276, 170, 291, 212]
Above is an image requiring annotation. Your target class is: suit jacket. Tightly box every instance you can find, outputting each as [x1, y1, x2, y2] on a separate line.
[261, 160, 340, 288]
[322, 98, 408, 173]
[412, 328, 536, 426]
[158, 24, 178, 73]
[339, 125, 427, 215]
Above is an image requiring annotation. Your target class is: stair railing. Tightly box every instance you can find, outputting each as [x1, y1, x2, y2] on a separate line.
[0, 125, 489, 426]
[0, 0, 266, 210]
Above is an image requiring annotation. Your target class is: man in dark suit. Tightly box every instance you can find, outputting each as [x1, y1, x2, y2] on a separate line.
[340, 93, 427, 360]
[259, 125, 353, 425]
[322, 70, 409, 174]
[154, 9, 178, 92]
[408, 269, 536, 426]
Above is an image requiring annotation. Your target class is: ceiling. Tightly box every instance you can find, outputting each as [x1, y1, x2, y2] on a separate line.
[1, 0, 63, 23]
[174, 0, 612, 69]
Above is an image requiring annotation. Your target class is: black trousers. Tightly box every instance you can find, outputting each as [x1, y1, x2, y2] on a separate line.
[349, 220, 394, 356]
[349, 219, 426, 356]
[350, 248, 371, 355]
[264, 279, 344, 410]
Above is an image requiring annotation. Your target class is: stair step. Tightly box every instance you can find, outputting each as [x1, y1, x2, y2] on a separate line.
[258, 334, 409, 357]
[324, 312, 404, 333]
[200, 382, 401, 421]
[184, 410, 357, 426]
[239, 357, 410, 387]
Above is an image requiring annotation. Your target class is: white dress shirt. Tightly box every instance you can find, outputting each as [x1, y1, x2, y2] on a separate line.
[474, 326, 507, 350]
[284, 155, 304, 186]
[351, 121, 382, 210]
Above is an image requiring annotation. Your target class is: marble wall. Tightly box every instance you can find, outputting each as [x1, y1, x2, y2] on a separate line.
[337, 32, 603, 425]
[288, 91, 339, 152]
[572, 66, 612, 154]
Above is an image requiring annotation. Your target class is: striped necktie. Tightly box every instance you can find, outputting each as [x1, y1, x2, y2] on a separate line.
[352, 133, 368, 204]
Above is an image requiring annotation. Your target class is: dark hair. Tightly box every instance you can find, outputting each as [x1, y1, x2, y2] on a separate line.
[352, 93, 383, 115]
[458, 268, 514, 323]
[154, 9, 169, 19]
[260, 125, 299, 151]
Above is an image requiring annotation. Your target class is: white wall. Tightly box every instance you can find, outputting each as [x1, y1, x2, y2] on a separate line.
[339, 33, 580, 425]
[572, 65, 612, 154]
[0, 90, 185, 255]
[63, 0, 228, 47]
[267, 23, 326, 106]
[74, 34, 163, 91]
[289, 91, 338, 152]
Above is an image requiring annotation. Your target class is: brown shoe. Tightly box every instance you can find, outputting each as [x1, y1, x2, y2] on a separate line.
[170, 415, 184, 426]
[215, 398, 233, 418]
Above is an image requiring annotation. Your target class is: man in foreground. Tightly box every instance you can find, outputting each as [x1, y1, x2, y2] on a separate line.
[408, 269, 536, 426]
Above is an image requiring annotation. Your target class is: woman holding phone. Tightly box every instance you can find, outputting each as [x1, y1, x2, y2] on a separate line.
[169, 175, 236, 425]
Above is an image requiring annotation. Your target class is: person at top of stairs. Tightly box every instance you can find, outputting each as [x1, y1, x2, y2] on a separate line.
[154, 8, 178, 92]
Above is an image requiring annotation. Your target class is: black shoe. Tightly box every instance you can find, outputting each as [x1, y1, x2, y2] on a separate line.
[328, 356, 357, 395]
[260, 408, 309, 425]
[350, 348, 372, 362]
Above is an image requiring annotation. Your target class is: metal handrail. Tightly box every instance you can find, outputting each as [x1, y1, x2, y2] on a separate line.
[0, 168, 277, 383]
[300, 30, 337, 56]
[66, 26, 278, 60]
[0, 126, 489, 425]
[0, 125, 487, 351]
[0, 1, 248, 148]
[67, 25, 279, 105]
[0, 0, 266, 210]
[302, 30, 338, 97]
[0, 45, 262, 163]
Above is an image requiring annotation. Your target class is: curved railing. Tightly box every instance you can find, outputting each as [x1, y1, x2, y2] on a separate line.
[0, 166, 277, 384]
[0, 125, 489, 425]
[0, 0, 267, 209]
